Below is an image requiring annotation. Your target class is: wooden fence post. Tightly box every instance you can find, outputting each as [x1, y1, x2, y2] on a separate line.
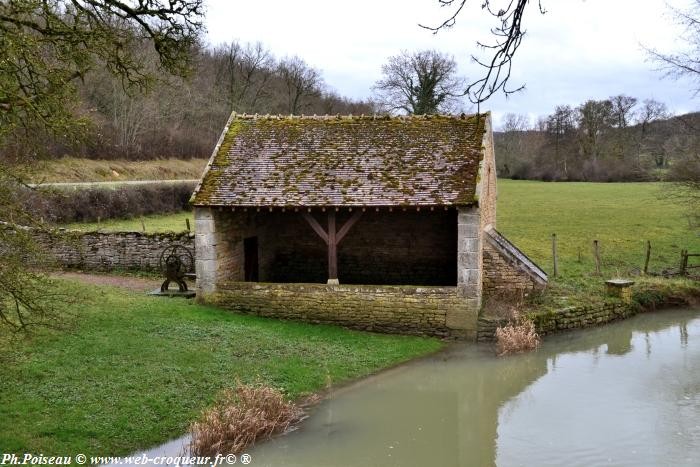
[552, 233, 558, 278]
[593, 240, 601, 275]
[140, 217, 146, 232]
[185, 218, 191, 232]
[680, 249, 688, 276]
[643, 240, 651, 275]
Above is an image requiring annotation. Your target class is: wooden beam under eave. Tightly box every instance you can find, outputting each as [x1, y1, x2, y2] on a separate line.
[336, 210, 363, 243]
[301, 211, 329, 244]
[328, 211, 338, 281]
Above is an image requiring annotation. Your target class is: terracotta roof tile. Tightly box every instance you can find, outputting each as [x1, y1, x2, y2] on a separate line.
[192, 113, 487, 207]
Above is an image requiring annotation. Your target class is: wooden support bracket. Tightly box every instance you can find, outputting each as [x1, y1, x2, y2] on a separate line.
[301, 209, 364, 282]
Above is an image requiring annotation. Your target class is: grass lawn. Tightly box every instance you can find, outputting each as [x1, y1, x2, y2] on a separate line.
[497, 180, 699, 306]
[0, 281, 443, 456]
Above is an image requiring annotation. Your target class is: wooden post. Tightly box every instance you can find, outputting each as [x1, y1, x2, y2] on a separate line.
[577, 247, 582, 263]
[140, 217, 146, 232]
[302, 209, 363, 285]
[552, 233, 558, 278]
[327, 211, 337, 282]
[185, 218, 191, 232]
[680, 249, 688, 276]
[643, 241, 651, 275]
[593, 240, 601, 275]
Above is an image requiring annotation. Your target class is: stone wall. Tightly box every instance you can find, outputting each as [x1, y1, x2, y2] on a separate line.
[456, 206, 482, 319]
[204, 282, 477, 338]
[476, 301, 636, 342]
[36, 228, 194, 272]
[481, 226, 547, 296]
[478, 114, 498, 230]
[482, 242, 544, 294]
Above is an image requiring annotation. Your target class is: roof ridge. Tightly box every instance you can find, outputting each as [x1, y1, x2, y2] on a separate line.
[230, 112, 486, 121]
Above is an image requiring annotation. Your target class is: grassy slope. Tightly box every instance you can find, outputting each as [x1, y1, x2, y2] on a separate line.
[62, 210, 194, 233]
[0, 281, 442, 456]
[28, 158, 208, 183]
[496, 180, 699, 305]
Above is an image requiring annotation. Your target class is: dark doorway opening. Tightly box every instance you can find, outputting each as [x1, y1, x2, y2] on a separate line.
[244, 236, 259, 282]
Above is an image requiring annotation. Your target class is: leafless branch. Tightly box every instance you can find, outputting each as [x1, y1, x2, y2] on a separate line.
[420, 0, 546, 107]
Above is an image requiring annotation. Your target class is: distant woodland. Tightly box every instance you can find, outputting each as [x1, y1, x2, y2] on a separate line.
[2, 40, 374, 162]
[3, 38, 698, 185]
[495, 99, 700, 183]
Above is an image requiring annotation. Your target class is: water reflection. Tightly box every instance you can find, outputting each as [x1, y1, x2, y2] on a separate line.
[249, 308, 700, 467]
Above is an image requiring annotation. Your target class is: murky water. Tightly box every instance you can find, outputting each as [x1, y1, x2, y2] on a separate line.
[248, 308, 700, 467]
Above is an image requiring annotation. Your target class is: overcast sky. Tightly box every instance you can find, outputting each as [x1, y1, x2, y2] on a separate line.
[204, 0, 699, 128]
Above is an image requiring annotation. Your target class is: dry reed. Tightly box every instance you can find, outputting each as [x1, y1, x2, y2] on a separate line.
[189, 383, 303, 456]
[495, 320, 540, 356]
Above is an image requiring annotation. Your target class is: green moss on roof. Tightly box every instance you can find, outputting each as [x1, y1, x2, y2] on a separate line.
[192, 113, 487, 207]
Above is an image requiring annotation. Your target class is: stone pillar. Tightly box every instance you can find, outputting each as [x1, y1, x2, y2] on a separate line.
[194, 207, 217, 294]
[446, 206, 482, 337]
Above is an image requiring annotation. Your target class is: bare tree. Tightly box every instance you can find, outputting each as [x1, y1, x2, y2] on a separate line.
[607, 95, 638, 162]
[498, 113, 530, 176]
[372, 50, 466, 115]
[420, 0, 546, 106]
[635, 99, 669, 168]
[609, 95, 638, 129]
[577, 99, 614, 169]
[277, 56, 323, 115]
[646, 0, 700, 95]
[546, 105, 577, 178]
[214, 41, 275, 113]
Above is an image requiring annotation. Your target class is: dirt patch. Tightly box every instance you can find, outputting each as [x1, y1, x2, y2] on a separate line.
[53, 271, 160, 293]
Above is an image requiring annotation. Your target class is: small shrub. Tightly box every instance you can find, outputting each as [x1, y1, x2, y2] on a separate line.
[189, 383, 304, 456]
[495, 320, 540, 356]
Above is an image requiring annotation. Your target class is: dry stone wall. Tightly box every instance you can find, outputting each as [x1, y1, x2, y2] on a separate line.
[36, 229, 194, 272]
[477, 301, 635, 342]
[482, 242, 543, 293]
[204, 282, 477, 338]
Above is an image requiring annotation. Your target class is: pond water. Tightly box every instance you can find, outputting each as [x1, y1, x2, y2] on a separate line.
[248, 307, 700, 467]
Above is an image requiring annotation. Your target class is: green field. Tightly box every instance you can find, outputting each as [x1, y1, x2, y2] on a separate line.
[498, 180, 697, 270]
[0, 281, 442, 456]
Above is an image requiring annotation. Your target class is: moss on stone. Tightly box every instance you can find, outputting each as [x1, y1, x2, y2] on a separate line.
[192, 113, 488, 207]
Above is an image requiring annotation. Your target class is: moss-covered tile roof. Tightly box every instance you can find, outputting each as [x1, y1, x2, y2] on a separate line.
[192, 113, 488, 207]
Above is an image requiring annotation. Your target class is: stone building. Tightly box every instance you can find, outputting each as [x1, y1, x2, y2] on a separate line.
[191, 113, 546, 339]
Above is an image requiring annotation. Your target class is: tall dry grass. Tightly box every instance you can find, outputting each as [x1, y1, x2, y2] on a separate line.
[189, 383, 303, 456]
[495, 320, 540, 356]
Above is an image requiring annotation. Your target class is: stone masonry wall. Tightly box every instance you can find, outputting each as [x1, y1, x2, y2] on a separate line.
[205, 282, 477, 338]
[457, 206, 481, 309]
[479, 114, 498, 230]
[34, 228, 194, 272]
[476, 301, 636, 342]
[195, 207, 258, 292]
[482, 241, 542, 295]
